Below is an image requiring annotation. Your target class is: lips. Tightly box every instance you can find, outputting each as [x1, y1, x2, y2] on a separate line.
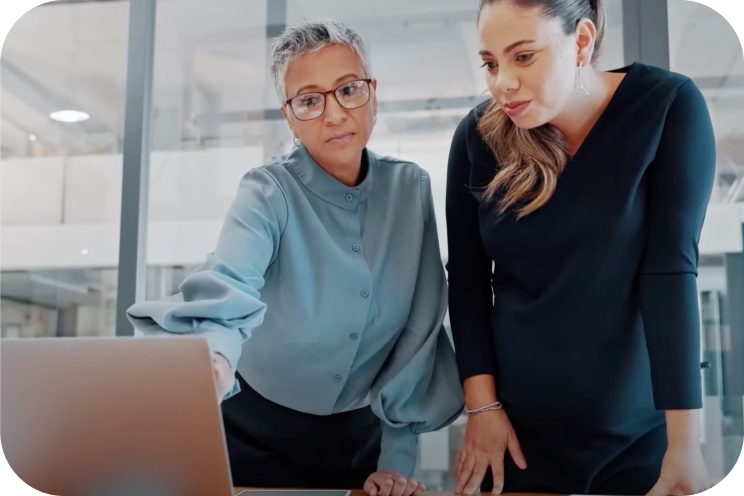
[327, 132, 354, 143]
[504, 100, 529, 109]
[503, 100, 530, 117]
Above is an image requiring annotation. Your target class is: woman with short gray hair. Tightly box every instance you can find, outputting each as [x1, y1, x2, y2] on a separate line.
[127, 19, 463, 494]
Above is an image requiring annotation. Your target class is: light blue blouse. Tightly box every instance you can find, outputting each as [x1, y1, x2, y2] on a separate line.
[127, 145, 464, 477]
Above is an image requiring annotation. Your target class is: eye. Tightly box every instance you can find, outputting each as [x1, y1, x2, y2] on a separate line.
[340, 84, 361, 97]
[515, 52, 535, 63]
[300, 95, 322, 107]
[480, 61, 497, 72]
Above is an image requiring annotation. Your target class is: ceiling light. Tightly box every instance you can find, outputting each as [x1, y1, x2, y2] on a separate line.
[50, 110, 90, 123]
[29, 134, 36, 141]
[81, 249, 89, 255]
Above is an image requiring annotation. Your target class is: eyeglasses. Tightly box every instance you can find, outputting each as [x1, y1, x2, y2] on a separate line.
[285, 79, 373, 121]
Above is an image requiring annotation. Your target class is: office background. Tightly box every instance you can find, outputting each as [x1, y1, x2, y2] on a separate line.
[1, 0, 742, 489]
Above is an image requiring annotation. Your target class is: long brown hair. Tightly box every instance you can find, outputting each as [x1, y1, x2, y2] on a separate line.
[477, 0, 606, 218]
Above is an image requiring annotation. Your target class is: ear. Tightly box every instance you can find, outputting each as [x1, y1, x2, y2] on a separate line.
[370, 78, 378, 114]
[575, 17, 597, 65]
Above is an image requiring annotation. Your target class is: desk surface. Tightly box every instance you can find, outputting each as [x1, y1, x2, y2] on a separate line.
[234, 490, 562, 496]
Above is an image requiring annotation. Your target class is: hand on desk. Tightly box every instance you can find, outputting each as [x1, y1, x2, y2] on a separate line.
[455, 409, 527, 495]
[646, 443, 713, 496]
[364, 471, 425, 496]
[212, 352, 236, 401]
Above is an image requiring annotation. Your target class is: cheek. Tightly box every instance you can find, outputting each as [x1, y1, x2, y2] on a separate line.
[534, 61, 573, 107]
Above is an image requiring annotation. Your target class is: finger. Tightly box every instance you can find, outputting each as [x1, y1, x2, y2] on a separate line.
[490, 452, 506, 494]
[507, 430, 528, 470]
[413, 482, 426, 496]
[464, 457, 490, 494]
[645, 481, 669, 496]
[456, 448, 468, 483]
[364, 478, 378, 496]
[403, 478, 419, 496]
[378, 476, 395, 496]
[390, 475, 409, 496]
[456, 453, 476, 493]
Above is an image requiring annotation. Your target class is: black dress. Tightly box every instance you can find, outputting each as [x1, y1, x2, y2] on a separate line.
[445, 62, 716, 495]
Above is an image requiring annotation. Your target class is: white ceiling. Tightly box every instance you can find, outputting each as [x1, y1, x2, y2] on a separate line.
[0, 0, 742, 196]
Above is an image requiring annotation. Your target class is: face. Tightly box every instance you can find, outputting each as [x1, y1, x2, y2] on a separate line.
[477, 1, 593, 129]
[282, 44, 377, 170]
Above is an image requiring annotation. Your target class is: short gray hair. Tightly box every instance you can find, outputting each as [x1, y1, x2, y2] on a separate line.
[269, 19, 372, 102]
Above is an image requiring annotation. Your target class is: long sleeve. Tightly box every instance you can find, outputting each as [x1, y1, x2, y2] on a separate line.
[127, 168, 288, 393]
[638, 79, 716, 410]
[370, 170, 464, 477]
[445, 113, 498, 381]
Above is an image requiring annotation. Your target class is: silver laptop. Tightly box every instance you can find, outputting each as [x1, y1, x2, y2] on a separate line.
[1, 336, 234, 496]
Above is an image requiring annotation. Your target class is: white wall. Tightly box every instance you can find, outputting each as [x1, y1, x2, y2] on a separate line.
[1, 145, 742, 270]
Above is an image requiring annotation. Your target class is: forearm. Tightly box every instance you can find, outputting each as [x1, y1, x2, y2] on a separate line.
[463, 374, 498, 409]
[665, 409, 702, 449]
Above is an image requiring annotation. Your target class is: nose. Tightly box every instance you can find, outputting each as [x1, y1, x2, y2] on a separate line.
[323, 95, 349, 126]
[493, 66, 520, 94]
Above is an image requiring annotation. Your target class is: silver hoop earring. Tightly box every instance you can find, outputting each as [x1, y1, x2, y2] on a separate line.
[577, 61, 590, 95]
[293, 136, 302, 148]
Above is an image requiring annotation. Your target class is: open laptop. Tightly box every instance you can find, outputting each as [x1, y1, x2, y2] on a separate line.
[1, 336, 235, 496]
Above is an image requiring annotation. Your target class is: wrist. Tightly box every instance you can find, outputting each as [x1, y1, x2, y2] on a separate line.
[466, 401, 503, 417]
[463, 374, 498, 410]
[665, 409, 702, 450]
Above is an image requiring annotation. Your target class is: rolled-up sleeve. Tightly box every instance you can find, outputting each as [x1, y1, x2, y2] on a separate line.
[370, 170, 465, 477]
[127, 168, 287, 395]
[638, 79, 716, 410]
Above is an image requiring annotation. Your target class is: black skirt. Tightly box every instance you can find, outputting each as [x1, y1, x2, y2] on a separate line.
[221, 374, 382, 488]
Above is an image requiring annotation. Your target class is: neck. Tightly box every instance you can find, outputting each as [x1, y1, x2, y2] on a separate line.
[549, 69, 618, 156]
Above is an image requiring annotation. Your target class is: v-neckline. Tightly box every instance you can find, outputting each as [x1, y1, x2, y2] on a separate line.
[569, 62, 639, 163]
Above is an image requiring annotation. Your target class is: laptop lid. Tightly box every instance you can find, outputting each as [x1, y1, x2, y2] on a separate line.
[1, 336, 234, 496]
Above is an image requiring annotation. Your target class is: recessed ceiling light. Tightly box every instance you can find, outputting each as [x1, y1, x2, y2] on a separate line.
[81, 249, 89, 255]
[29, 134, 37, 141]
[50, 110, 90, 123]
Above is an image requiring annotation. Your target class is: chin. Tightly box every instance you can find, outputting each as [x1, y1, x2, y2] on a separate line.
[510, 117, 542, 130]
[510, 111, 550, 130]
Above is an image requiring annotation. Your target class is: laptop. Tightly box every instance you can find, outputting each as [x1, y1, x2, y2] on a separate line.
[1, 336, 235, 496]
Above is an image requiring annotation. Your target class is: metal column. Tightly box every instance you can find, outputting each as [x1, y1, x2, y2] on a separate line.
[115, 0, 157, 336]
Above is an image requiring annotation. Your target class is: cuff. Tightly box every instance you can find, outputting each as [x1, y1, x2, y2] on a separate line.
[378, 424, 419, 477]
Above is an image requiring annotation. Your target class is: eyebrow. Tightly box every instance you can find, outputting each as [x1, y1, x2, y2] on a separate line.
[293, 73, 361, 98]
[479, 39, 536, 57]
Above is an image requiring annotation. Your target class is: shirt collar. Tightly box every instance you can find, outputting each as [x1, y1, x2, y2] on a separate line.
[287, 145, 374, 210]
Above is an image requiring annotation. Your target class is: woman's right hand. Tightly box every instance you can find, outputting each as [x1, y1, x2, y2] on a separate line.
[455, 409, 527, 494]
[212, 352, 236, 402]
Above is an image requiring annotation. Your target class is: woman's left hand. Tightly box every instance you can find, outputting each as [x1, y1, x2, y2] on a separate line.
[646, 443, 713, 496]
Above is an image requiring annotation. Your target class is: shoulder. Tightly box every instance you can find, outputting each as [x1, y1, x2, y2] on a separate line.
[232, 162, 290, 221]
[369, 149, 429, 185]
[369, 150, 435, 217]
[628, 63, 701, 109]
